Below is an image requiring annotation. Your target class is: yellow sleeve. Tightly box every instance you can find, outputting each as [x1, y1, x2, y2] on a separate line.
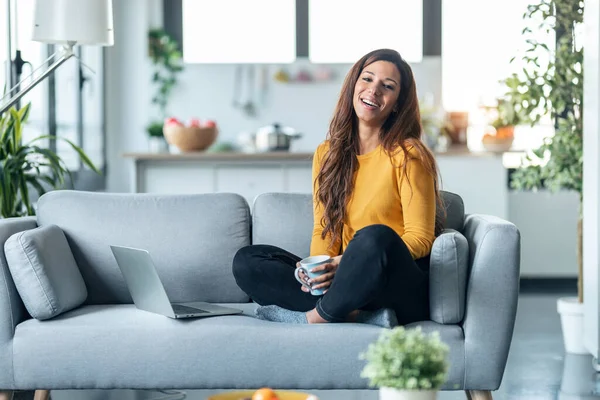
[310, 143, 342, 257]
[398, 150, 436, 259]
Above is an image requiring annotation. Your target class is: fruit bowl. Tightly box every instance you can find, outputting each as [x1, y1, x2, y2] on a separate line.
[482, 135, 514, 153]
[207, 390, 317, 400]
[163, 125, 218, 152]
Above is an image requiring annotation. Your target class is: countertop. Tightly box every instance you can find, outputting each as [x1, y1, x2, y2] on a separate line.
[123, 145, 506, 161]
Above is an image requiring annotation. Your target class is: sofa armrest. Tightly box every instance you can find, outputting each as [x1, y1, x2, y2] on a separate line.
[461, 214, 520, 390]
[0, 216, 37, 388]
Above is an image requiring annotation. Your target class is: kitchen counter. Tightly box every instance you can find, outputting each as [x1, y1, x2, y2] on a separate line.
[124, 144, 509, 219]
[122, 145, 502, 161]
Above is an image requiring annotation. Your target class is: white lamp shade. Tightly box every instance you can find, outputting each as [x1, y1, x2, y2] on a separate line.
[32, 0, 114, 46]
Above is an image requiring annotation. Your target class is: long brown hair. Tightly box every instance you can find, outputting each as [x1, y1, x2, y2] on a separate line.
[315, 48, 445, 248]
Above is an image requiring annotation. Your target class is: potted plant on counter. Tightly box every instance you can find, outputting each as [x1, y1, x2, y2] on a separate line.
[146, 28, 184, 153]
[146, 121, 167, 153]
[481, 97, 524, 152]
[507, 0, 584, 353]
[359, 326, 449, 400]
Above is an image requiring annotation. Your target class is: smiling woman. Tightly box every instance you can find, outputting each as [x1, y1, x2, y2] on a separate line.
[232, 49, 442, 329]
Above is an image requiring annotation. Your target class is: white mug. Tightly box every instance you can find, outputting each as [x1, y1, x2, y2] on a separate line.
[294, 255, 332, 296]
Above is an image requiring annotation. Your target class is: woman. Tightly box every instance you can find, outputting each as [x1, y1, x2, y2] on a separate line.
[232, 48, 443, 327]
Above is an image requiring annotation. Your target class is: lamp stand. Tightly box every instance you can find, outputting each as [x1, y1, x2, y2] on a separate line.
[0, 41, 76, 115]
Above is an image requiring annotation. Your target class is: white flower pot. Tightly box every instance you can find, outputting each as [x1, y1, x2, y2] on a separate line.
[557, 297, 588, 355]
[379, 387, 437, 400]
[148, 137, 168, 153]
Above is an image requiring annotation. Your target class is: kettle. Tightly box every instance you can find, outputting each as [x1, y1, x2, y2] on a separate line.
[253, 123, 302, 152]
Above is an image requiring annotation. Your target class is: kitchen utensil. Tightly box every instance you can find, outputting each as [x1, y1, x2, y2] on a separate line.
[242, 65, 256, 117]
[253, 123, 302, 152]
[232, 65, 243, 108]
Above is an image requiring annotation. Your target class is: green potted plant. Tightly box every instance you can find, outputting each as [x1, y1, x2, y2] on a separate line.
[0, 103, 100, 218]
[146, 28, 184, 153]
[490, 96, 525, 137]
[359, 326, 449, 400]
[481, 96, 525, 152]
[506, 0, 584, 353]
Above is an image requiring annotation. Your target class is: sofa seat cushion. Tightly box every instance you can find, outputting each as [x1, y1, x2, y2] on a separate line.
[5, 224, 87, 320]
[12, 305, 465, 390]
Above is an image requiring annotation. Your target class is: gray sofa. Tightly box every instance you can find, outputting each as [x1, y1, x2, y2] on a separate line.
[0, 190, 520, 397]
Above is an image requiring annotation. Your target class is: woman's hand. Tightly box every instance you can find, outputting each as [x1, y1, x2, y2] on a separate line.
[298, 255, 342, 293]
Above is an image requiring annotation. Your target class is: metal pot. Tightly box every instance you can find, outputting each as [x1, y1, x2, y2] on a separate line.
[253, 123, 302, 152]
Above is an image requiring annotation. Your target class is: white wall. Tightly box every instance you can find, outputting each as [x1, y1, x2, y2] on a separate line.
[509, 191, 579, 277]
[104, 2, 442, 192]
[105, 0, 159, 193]
[583, 0, 600, 359]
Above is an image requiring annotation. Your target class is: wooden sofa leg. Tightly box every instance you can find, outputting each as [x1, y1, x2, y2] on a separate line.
[33, 390, 50, 400]
[0, 391, 13, 400]
[466, 390, 493, 400]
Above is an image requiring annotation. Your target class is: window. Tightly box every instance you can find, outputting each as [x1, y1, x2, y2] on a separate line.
[441, 0, 555, 113]
[182, 0, 296, 64]
[442, 0, 555, 150]
[0, 0, 7, 94]
[16, 0, 48, 145]
[308, 0, 423, 63]
[1, 0, 106, 189]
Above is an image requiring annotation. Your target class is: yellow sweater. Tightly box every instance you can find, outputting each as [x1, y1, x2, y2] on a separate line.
[310, 141, 436, 260]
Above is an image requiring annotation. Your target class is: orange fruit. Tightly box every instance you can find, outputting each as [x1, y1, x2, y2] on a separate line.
[252, 388, 279, 400]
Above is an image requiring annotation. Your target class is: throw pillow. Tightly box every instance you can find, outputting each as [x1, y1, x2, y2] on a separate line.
[429, 229, 469, 324]
[5, 224, 87, 320]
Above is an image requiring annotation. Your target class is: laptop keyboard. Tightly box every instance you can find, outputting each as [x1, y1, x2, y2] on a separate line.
[172, 304, 209, 314]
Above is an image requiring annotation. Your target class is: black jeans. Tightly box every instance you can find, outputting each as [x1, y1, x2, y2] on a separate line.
[232, 224, 430, 325]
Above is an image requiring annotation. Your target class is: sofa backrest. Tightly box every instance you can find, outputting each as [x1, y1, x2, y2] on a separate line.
[36, 191, 251, 304]
[440, 191, 465, 232]
[252, 191, 465, 257]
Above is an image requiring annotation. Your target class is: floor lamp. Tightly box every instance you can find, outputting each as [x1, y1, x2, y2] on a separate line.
[0, 0, 114, 115]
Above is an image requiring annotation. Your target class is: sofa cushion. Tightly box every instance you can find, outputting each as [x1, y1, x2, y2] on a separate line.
[440, 191, 465, 232]
[12, 304, 465, 390]
[252, 193, 313, 258]
[36, 191, 251, 304]
[429, 229, 469, 324]
[4, 224, 87, 320]
[252, 192, 465, 258]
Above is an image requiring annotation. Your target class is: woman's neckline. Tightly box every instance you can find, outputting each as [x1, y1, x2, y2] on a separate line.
[357, 143, 382, 160]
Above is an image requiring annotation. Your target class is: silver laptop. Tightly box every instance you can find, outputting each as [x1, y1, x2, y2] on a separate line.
[110, 245, 242, 319]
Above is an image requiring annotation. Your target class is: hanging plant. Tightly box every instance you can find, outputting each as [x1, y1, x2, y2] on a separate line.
[146, 28, 184, 137]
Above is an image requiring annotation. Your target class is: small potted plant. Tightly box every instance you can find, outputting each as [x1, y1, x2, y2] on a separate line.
[481, 97, 522, 152]
[146, 120, 168, 153]
[359, 326, 449, 400]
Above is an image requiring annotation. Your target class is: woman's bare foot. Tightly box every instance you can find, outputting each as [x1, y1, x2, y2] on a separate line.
[306, 308, 328, 324]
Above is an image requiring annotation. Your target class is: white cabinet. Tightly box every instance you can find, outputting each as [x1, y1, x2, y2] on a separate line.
[437, 155, 508, 219]
[216, 166, 285, 206]
[285, 166, 313, 194]
[182, 0, 296, 64]
[127, 152, 508, 219]
[128, 154, 314, 207]
[142, 162, 215, 194]
[308, 0, 423, 63]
